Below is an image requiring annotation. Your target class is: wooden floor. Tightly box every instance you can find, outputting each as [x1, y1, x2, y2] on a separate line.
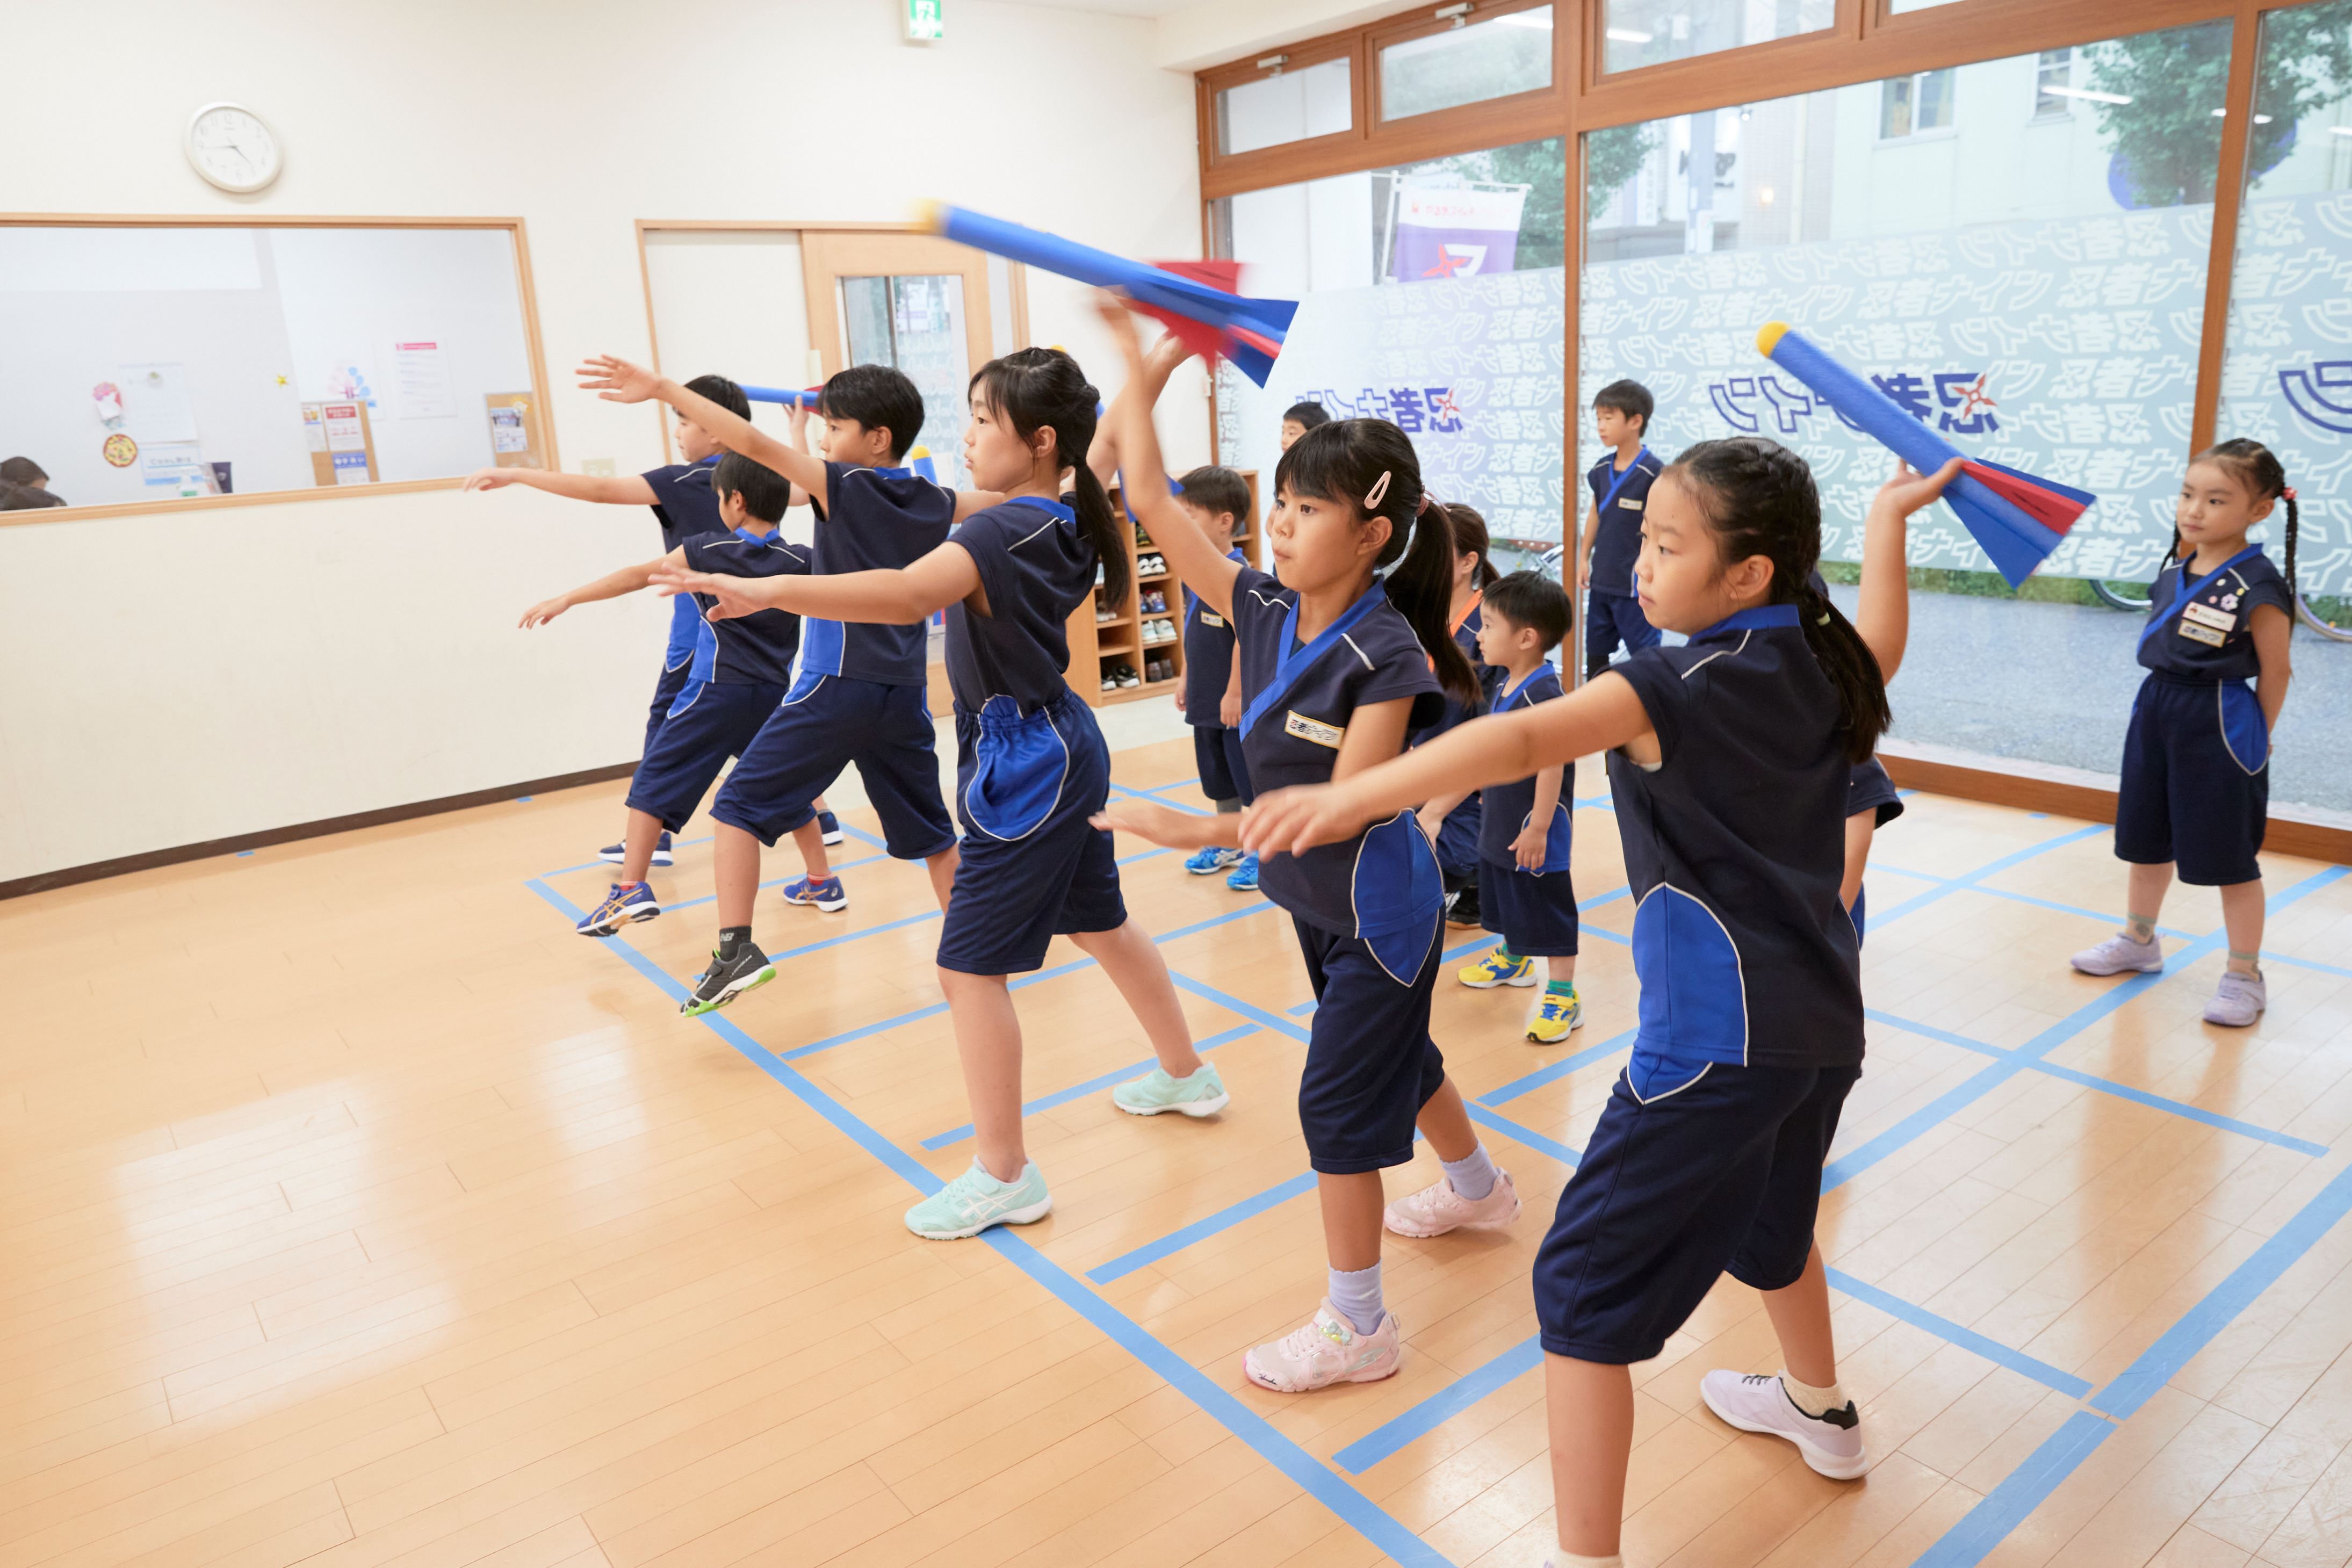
[6, 736, 2352, 1568]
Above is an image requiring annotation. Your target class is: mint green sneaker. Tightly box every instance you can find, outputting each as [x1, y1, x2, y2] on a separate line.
[904, 1159, 1052, 1240]
[1112, 1063, 1232, 1118]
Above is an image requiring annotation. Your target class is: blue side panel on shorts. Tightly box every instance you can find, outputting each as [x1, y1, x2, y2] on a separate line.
[1353, 813, 1445, 985]
[1632, 885, 1749, 1065]
[2220, 682, 2269, 774]
[962, 695, 1072, 842]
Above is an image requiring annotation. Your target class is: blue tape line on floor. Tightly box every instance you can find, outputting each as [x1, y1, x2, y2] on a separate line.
[837, 822, 891, 851]
[1479, 1028, 1637, 1108]
[1823, 1269, 2091, 1397]
[1914, 1411, 2116, 1568]
[1335, 1336, 1545, 1474]
[1464, 1104, 1582, 1166]
[921, 1023, 1260, 1150]
[1863, 823, 2108, 932]
[530, 878, 1452, 1567]
[1867, 867, 2197, 941]
[1087, 1171, 1320, 1284]
[661, 851, 891, 914]
[1107, 782, 1211, 816]
[1168, 972, 1315, 1043]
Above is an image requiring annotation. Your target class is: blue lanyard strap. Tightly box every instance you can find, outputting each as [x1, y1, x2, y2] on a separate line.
[1005, 495, 1076, 523]
[1597, 449, 1651, 515]
[1239, 580, 1391, 738]
[2137, 545, 2263, 653]
[1496, 663, 1554, 711]
[1691, 602, 1800, 642]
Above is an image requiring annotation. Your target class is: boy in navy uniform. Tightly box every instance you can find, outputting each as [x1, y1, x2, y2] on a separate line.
[467, 373, 841, 863]
[1576, 379, 1665, 680]
[1168, 467, 1258, 889]
[518, 454, 817, 935]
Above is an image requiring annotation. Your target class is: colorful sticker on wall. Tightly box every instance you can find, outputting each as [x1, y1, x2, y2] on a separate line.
[93, 381, 126, 428]
[102, 432, 138, 467]
[322, 364, 376, 408]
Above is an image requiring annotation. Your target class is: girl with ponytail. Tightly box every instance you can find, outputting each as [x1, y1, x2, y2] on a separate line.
[2070, 438, 2299, 1031]
[1094, 300, 1513, 1395]
[644, 344, 1226, 1242]
[1245, 434, 1964, 1558]
[1415, 502, 1507, 931]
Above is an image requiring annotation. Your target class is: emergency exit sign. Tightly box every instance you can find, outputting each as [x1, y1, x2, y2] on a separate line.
[904, 0, 944, 41]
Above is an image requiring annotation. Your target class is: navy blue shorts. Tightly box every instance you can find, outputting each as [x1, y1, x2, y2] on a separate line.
[1535, 1052, 1860, 1364]
[1294, 916, 1447, 1175]
[937, 691, 1126, 975]
[1848, 757, 1903, 826]
[644, 656, 695, 761]
[711, 674, 957, 859]
[1585, 589, 1661, 677]
[2115, 673, 2269, 886]
[1192, 724, 1254, 807]
[624, 678, 785, 833]
[1480, 861, 1580, 957]
[1434, 796, 1482, 879]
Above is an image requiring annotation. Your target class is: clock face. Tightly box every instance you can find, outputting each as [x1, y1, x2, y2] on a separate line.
[186, 103, 280, 193]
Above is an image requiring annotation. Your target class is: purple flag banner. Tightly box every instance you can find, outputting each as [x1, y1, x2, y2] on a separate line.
[1388, 185, 1527, 283]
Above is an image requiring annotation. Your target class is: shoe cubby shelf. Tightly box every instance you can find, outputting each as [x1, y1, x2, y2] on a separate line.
[1070, 469, 1261, 707]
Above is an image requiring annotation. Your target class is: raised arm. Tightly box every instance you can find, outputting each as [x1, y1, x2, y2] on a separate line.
[579, 355, 828, 497]
[1852, 457, 1962, 683]
[1097, 298, 1241, 620]
[467, 466, 656, 504]
[1091, 331, 1189, 490]
[650, 537, 983, 626]
[1244, 675, 1653, 857]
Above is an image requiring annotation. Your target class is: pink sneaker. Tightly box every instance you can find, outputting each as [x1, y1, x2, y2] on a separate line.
[1243, 1300, 1402, 1392]
[1383, 1168, 1521, 1237]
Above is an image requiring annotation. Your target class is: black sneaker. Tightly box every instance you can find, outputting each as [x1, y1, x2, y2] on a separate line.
[816, 810, 843, 847]
[681, 943, 774, 1016]
[1446, 884, 1482, 929]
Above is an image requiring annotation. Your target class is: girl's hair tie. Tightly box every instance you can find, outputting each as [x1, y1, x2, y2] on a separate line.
[1363, 471, 1393, 509]
[1817, 611, 1832, 625]
[2283, 486, 2297, 500]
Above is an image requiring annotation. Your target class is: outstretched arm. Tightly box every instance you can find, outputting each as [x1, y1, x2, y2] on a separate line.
[650, 536, 984, 625]
[467, 466, 656, 504]
[1098, 298, 1240, 621]
[579, 356, 829, 497]
[1091, 331, 1189, 489]
[1853, 457, 1961, 683]
[1243, 676, 1653, 858]
[520, 547, 681, 628]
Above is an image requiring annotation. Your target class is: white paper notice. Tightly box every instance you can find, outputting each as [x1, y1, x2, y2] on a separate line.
[322, 402, 366, 453]
[489, 404, 529, 453]
[391, 339, 456, 419]
[118, 363, 198, 443]
[302, 405, 328, 452]
[141, 440, 210, 492]
[333, 450, 371, 485]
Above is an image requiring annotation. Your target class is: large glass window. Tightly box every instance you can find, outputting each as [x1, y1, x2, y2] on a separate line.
[1214, 136, 1567, 562]
[2214, 0, 2352, 812]
[1216, 56, 1353, 156]
[1580, 23, 2265, 794]
[1601, 0, 1834, 75]
[1380, 6, 1553, 120]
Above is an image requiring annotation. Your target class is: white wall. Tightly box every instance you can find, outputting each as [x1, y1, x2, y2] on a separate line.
[0, 0, 1207, 883]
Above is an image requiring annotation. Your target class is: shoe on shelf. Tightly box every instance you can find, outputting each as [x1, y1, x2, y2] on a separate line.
[600, 830, 674, 867]
[576, 881, 660, 936]
[816, 810, 843, 846]
[680, 942, 774, 1016]
[1699, 1371, 1867, 1480]
[1115, 663, 1141, 689]
[1112, 1063, 1231, 1117]
[781, 875, 849, 913]
[1445, 887, 1483, 928]
[1459, 948, 1535, 988]
[1101, 673, 1118, 692]
[1226, 852, 1259, 892]
[904, 1159, 1052, 1240]
[1526, 988, 1583, 1043]
[1243, 1301, 1402, 1392]
[2070, 933, 2164, 975]
[1384, 1168, 1520, 1237]
[2204, 969, 2267, 1027]
[1186, 846, 1243, 876]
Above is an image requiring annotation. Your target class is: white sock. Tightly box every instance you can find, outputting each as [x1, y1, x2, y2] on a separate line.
[1441, 1144, 1498, 1201]
[1781, 1370, 1848, 1418]
[1327, 1262, 1383, 1334]
[1546, 1552, 1623, 1568]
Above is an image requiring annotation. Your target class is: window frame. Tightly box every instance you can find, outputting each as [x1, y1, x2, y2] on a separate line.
[1367, 0, 1565, 127]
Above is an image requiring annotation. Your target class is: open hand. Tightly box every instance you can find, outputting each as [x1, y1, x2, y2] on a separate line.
[519, 596, 570, 629]
[578, 354, 663, 405]
[1243, 784, 1374, 858]
[465, 467, 515, 492]
[1090, 798, 1199, 848]
[648, 563, 759, 620]
[1870, 457, 1966, 526]
[1511, 824, 1546, 872]
[1220, 689, 1242, 728]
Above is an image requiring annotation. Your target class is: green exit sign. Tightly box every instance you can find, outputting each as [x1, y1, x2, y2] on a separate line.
[904, 0, 944, 42]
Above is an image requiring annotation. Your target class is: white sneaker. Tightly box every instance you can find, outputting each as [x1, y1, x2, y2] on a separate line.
[2203, 970, 2267, 1027]
[2070, 933, 2164, 976]
[1700, 1370, 1867, 1479]
[1243, 1300, 1402, 1392]
[1383, 1169, 1521, 1237]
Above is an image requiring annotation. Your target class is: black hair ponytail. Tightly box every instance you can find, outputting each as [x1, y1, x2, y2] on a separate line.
[1275, 418, 1479, 703]
[1444, 503, 1503, 590]
[2195, 438, 2297, 639]
[970, 348, 1128, 610]
[1666, 437, 1889, 764]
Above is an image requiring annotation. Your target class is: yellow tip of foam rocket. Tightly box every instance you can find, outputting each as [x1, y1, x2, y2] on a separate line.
[1756, 321, 1791, 357]
[912, 199, 948, 234]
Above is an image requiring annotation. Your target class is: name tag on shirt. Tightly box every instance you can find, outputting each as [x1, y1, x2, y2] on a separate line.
[1285, 711, 1345, 749]
[2182, 602, 2236, 633]
[1199, 611, 1225, 627]
[2177, 619, 2228, 647]
[1616, 497, 1644, 511]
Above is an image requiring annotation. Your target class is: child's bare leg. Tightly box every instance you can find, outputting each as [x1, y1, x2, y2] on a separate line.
[1547, 1354, 1635, 1558]
[925, 844, 959, 912]
[713, 822, 762, 929]
[1761, 1242, 1838, 1388]
[1066, 921, 1200, 1076]
[2219, 877, 2265, 974]
[2124, 861, 2174, 941]
[791, 818, 830, 880]
[621, 808, 665, 885]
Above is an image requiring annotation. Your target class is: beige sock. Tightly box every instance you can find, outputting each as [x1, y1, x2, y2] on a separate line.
[1781, 1370, 1848, 1418]
[1547, 1553, 1624, 1568]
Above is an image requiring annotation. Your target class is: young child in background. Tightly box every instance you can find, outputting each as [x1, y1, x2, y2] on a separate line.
[1419, 504, 1503, 928]
[1246, 441, 1961, 1564]
[654, 345, 1225, 1240]
[1432, 570, 1583, 1043]
[579, 358, 972, 1013]
[2072, 438, 2299, 1027]
[1098, 309, 1519, 1392]
[469, 374, 841, 865]
[1280, 401, 1329, 453]
[1577, 380, 1664, 681]
[520, 455, 818, 935]
[1, 456, 62, 506]
[1168, 466, 1260, 887]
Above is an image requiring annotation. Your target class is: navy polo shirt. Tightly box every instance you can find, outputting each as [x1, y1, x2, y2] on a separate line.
[1586, 450, 1663, 598]
[1605, 603, 1862, 1070]
[805, 460, 956, 685]
[1180, 547, 1249, 725]
[1478, 662, 1567, 864]
[1229, 565, 1445, 936]
[947, 496, 1094, 713]
[2137, 547, 2292, 683]
[681, 528, 809, 687]
[644, 456, 730, 668]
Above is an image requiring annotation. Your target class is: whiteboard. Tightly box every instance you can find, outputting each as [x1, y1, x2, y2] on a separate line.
[0, 224, 540, 507]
